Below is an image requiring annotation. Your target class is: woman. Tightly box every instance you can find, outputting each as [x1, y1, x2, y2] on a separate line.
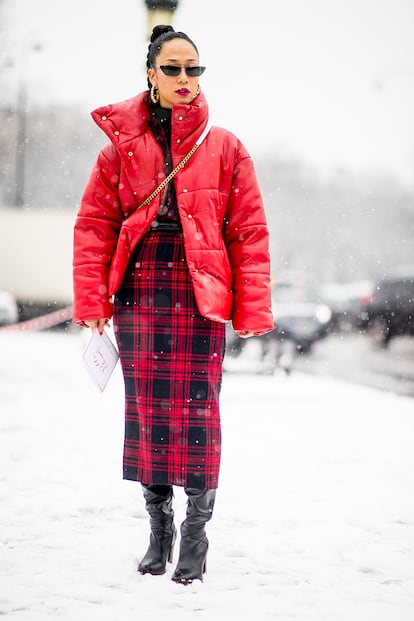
[73, 25, 274, 584]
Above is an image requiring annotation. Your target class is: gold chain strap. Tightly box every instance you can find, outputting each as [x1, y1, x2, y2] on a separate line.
[136, 142, 200, 210]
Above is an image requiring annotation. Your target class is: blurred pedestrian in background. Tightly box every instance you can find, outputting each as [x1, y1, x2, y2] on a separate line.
[73, 25, 273, 584]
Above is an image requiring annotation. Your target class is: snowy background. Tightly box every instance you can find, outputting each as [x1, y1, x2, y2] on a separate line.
[1, 328, 414, 620]
[1, 3, 414, 617]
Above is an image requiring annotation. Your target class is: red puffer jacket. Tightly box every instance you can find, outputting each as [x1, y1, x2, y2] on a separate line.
[73, 91, 274, 335]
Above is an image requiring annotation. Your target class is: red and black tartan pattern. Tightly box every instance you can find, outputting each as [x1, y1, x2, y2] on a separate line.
[113, 231, 225, 489]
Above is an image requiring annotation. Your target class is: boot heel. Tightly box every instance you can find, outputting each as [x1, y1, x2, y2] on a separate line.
[168, 540, 175, 564]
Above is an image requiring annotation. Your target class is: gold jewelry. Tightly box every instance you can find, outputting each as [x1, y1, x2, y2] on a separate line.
[150, 84, 160, 104]
[193, 84, 201, 99]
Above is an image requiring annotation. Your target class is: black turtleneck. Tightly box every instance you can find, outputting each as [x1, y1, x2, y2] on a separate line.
[150, 104, 172, 145]
[148, 104, 179, 223]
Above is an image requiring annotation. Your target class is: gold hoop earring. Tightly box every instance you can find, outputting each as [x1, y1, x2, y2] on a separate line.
[150, 85, 160, 104]
[193, 84, 201, 99]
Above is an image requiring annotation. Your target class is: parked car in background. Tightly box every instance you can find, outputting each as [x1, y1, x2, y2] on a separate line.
[0, 290, 19, 326]
[225, 280, 333, 374]
[362, 270, 414, 346]
[271, 283, 333, 353]
[320, 280, 373, 332]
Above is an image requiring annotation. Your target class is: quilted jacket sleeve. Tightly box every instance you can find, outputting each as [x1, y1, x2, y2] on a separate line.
[222, 142, 274, 335]
[73, 144, 123, 325]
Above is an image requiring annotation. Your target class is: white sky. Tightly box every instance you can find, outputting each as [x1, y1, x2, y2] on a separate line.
[3, 0, 414, 183]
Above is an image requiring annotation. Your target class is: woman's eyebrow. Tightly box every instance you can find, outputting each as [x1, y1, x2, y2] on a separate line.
[163, 57, 198, 63]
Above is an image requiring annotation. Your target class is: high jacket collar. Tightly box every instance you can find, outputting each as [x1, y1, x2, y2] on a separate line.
[91, 90, 209, 157]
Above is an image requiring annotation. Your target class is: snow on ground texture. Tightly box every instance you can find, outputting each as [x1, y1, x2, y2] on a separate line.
[1, 330, 413, 621]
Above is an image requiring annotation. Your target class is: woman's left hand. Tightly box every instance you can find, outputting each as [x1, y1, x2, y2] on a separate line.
[235, 330, 255, 338]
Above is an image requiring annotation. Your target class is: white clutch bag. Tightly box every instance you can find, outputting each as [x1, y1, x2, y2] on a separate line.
[82, 329, 120, 392]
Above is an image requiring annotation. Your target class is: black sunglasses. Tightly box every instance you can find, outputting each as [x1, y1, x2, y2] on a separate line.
[158, 65, 206, 77]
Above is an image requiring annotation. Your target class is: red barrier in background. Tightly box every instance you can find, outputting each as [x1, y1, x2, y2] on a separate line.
[0, 305, 73, 332]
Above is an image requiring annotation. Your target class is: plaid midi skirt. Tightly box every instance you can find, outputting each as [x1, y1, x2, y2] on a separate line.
[113, 230, 225, 490]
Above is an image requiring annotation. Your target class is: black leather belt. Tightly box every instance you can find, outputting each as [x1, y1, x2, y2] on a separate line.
[151, 220, 182, 231]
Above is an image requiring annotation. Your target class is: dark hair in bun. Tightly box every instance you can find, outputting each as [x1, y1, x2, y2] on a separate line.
[146, 25, 199, 88]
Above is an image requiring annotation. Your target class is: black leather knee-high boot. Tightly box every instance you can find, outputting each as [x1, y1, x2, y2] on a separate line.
[138, 484, 177, 575]
[171, 487, 216, 584]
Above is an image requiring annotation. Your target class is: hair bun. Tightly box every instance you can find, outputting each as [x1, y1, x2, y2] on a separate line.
[151, 24, 174, 43]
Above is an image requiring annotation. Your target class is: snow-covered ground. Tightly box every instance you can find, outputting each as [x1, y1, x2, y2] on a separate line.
[1, 329, 413, 620]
